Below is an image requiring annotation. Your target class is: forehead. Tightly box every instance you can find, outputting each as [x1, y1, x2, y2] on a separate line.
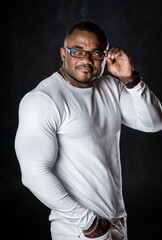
[65, 30, 106, 50]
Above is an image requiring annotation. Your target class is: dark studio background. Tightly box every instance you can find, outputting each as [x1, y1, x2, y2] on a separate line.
[1, 0, 162, 239]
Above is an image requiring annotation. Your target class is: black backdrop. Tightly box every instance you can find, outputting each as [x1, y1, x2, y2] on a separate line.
[1, 0, 162, 239]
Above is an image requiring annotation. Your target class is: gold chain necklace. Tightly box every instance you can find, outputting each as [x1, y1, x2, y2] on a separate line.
[60, 68, 71, 84]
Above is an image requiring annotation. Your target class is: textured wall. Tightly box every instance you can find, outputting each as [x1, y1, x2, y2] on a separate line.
[2, 0, 162, 239]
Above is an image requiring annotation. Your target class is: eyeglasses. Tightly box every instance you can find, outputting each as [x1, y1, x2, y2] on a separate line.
[64, 46, 106, 60]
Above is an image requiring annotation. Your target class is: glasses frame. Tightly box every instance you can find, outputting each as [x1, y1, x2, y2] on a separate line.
[64, 45, 106, 60]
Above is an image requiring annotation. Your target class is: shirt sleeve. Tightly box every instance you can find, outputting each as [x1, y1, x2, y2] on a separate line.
[15, 91, 96, 230]
[119, 81, 162, 132]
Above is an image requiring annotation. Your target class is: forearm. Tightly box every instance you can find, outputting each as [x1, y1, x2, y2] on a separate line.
[19, 158, 96, 230]
[120, 81, 162, 132]
[106, 47, 162, 132]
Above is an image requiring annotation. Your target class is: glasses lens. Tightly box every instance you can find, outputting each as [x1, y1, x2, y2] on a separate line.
[70, 49, 85, 57]
[91, 52, 104, 60]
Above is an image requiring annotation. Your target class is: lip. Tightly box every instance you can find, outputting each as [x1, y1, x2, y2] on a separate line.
[77, 67, 93, 72]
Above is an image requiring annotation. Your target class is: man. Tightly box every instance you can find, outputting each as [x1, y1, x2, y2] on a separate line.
[15, 21, 162, 240]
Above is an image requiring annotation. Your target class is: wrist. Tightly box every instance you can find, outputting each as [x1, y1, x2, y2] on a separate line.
[119, 71, 141, 88]
[125, 71, 142, 89]
[120, 71, 139, 84]
[83, 216, 99, 236]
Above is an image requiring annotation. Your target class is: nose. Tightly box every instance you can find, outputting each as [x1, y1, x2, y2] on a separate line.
[83, 52, 93, 62]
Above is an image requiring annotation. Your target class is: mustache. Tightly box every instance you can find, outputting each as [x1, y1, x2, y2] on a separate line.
[76, 64, 94, 71]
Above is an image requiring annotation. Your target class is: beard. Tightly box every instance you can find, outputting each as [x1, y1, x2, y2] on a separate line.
[64, 59, 106, 85]
[66, 64, 97, 85]
[67, 72, 97, 85]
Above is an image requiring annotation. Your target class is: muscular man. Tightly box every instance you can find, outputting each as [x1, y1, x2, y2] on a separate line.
[15, 21, 162, 240]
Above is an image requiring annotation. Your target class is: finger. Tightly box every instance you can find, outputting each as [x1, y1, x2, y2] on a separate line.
[109, 223, 117, 229]
[104, 48, 114, 58]
[109, 47, 117, 53]
[110, 49, 125, 59]
[108, 47, 120, 59]
[105, 56, 113, 66]
[103, 50, 109, 57]
[114, 49, 124, 58]
[99, 217, 114, 230]
[108, 47, 117, 58]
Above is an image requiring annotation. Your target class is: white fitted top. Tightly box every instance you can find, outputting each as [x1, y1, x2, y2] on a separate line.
[15, 72, 162, 230]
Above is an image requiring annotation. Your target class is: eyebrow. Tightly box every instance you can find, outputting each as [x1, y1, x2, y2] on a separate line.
[72, 45, 83, 49]
[71, 45, 104, 51]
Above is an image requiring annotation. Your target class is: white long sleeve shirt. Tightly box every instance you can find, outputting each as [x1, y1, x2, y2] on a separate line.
[15, 72, 162, 230]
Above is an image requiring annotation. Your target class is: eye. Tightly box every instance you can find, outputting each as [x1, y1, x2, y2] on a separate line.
[71, 49, 76, 53]
[72, 49, 84, 56]
[92, 52, 101, 56]
[71, 49, 82, 55]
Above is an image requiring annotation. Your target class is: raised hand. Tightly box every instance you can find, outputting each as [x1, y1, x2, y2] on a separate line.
[104, 47, 136, 84]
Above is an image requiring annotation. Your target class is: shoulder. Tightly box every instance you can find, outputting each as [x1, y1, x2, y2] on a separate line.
[19, 91, 57, 122]
[20, 91, 54, 111]
[19, 91, 61, 132]
[96, 75, 124, 95]
[33, 72, 63, 97]
[20, 72, 65, 109]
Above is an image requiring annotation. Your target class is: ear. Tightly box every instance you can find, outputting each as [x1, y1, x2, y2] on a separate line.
[99, 59, 106, 77]
[60, 47, 65, 62]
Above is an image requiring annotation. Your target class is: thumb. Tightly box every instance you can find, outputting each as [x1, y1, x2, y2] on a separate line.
[105, 56, 113, 64]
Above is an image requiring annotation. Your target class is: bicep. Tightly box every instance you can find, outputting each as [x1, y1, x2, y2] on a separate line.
[15, 92, 59, 170]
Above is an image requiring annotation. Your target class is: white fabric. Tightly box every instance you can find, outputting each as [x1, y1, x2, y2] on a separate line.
[15, 72, 162, 231]
[50, 211, 127, 240]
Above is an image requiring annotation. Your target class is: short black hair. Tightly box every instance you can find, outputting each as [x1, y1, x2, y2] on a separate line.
[66, 21, 108, 47]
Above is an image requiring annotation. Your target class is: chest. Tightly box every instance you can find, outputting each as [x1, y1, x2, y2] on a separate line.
[56, 88, 121, 140]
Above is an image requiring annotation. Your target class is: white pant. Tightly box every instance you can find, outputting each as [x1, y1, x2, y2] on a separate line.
[50, 212, 128, 240]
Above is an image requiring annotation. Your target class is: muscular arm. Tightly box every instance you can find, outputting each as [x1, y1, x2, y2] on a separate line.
[120, 81, 162, 132]
[105, 47, 162, 132]
[15, 92, 96, 230]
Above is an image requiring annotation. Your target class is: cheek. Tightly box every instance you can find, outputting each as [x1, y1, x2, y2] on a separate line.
[64, 56, 76, 70]
[94, 61, 104, 74]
